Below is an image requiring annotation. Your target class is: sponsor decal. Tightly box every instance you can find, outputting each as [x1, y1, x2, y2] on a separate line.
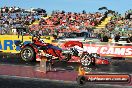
[0, 40, 31, 51]
[0, 35, 51, 53]
[81, 74, 131, 84]
[84, 44, 132, 57]
[56, 42, 132, 57]
[0, 37, 131, 57]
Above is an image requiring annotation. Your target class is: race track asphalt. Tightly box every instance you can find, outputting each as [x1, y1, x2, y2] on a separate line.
[0, 54, 132, 88]
[0, 75, 130, 88]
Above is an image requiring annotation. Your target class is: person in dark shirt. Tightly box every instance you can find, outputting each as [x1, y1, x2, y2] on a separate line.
[102, 33, 109, 42]
[128, 34, 132, 43]
[114, 33, 120, 42]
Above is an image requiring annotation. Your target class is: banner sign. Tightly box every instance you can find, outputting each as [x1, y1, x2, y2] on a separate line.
[80, 74, 131, 84]
[83, 44, 132, 57]
[0, 35, 131, 57]
[53, 42, 132, 58]
[0, 35, 52, 53]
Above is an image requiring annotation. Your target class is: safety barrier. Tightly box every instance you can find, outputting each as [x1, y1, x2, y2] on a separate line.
[0, 35, 131, 58]
[53, 41, 132, 58]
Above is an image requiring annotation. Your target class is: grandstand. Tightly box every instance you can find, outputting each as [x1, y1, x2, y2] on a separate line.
[0, 6, 132, 42]
[96, 16, 112, 29]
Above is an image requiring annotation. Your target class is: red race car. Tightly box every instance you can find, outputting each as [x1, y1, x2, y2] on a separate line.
[62, 41, 110, 66]
[15, 36, 109, 66]
[15, 28, 109, 66]
[68, 52, 110, 66]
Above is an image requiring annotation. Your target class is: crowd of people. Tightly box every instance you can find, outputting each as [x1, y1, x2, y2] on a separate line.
[0, 6, 132, 42]
[107, 14, 132, 32]
[0, 6, 104, 35]
[0, 6, 47, 34]
[103, 10, 132, 42]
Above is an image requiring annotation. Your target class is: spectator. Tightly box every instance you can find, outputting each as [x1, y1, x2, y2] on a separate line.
[114, 33, 120, 42]
[128, 34, 132, 42]
[102, 33, 109, 42]
[0, 6, 131, 43]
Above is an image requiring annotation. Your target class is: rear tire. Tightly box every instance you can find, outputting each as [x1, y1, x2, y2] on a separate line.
[20, 46, 36, 62]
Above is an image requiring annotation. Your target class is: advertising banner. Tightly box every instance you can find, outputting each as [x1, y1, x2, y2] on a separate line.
[0, 35, 53, 53]
[53, 42, 132, 58]
[83, 44, 132, 57]
[0, 35, 131, 58]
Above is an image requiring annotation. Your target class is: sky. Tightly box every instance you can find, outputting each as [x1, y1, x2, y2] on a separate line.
[0, 0, 132, 14]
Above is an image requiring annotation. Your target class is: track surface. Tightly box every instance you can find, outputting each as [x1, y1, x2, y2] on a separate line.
[0, 55, 132, 88]
[0, 75, 130, 88]
[1, 55, 132, 74]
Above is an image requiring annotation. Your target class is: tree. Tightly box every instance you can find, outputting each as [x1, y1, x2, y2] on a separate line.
[82, 10, 86, 14]
[98, 7, 108, 10]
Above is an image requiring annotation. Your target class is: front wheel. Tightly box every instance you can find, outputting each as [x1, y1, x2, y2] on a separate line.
[20, 46, 36, 62]
[81, 54, 95, 66]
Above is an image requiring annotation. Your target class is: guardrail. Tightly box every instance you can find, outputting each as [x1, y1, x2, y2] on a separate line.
[0, 34, 131, 58]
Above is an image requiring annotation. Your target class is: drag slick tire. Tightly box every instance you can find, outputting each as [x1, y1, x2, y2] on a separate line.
[81, 54, 95, 66]
[20, 46, 36, 62]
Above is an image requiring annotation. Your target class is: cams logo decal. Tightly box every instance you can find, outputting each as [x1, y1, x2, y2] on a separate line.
[84, 44, 132, 57]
